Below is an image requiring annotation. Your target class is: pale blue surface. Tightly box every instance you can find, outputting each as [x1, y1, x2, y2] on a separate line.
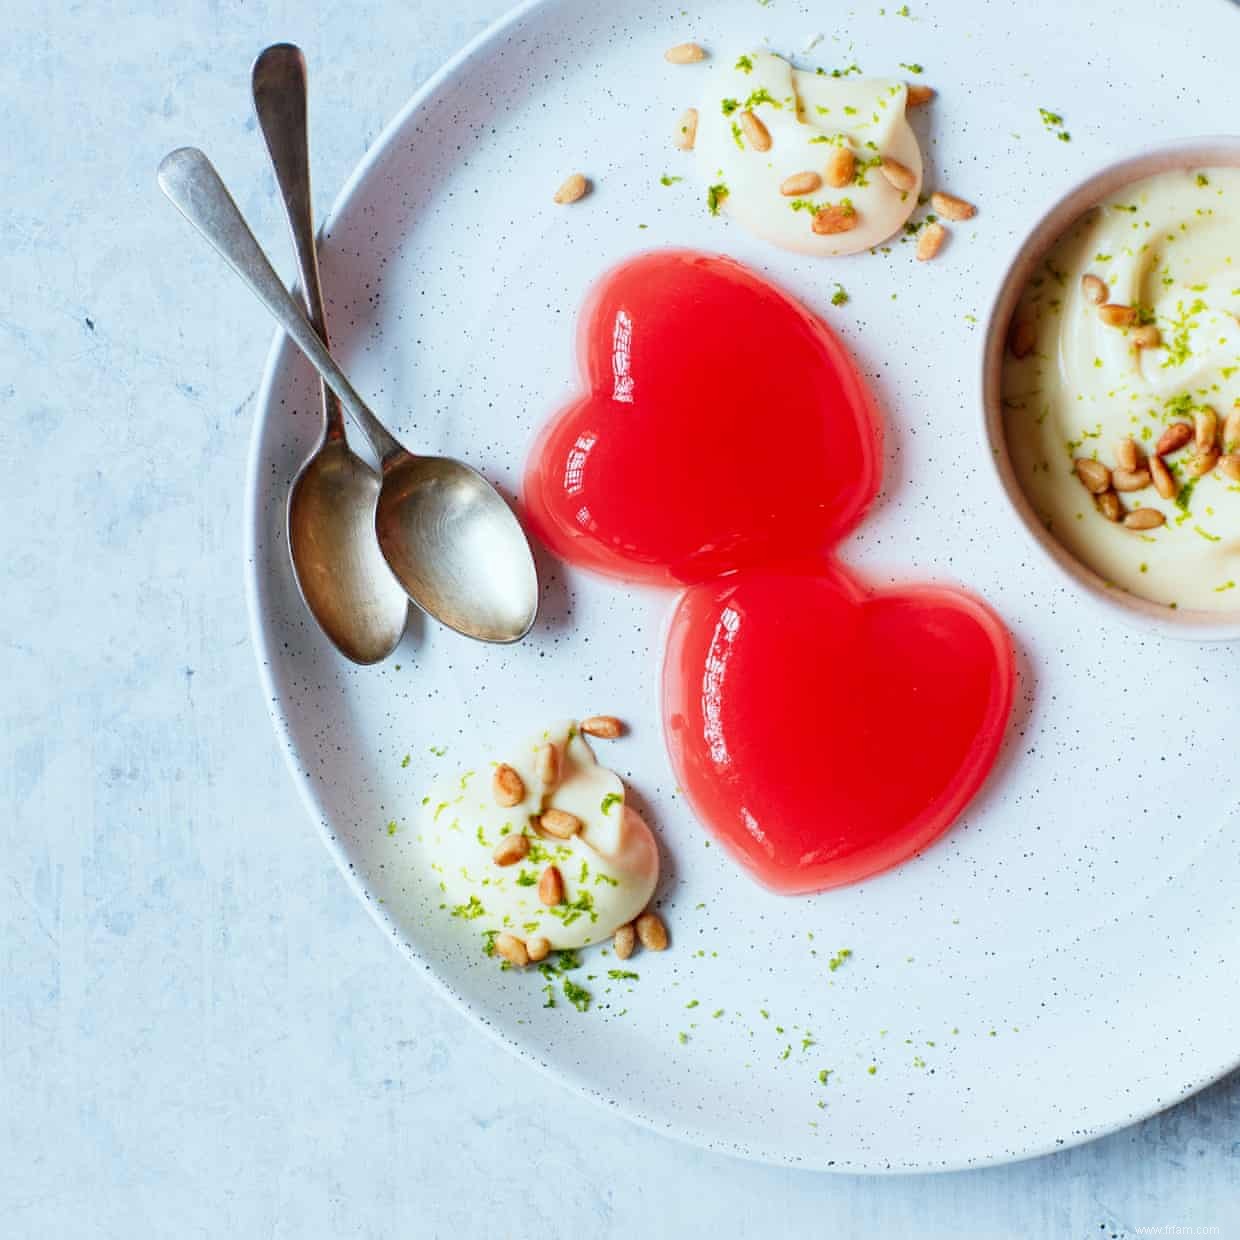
[1, 2, 1237, 1235]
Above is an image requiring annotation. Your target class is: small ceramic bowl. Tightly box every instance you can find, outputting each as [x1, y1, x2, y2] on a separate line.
[981, 136, 1240, 641]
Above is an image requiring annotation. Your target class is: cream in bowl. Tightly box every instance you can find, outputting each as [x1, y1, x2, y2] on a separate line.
[990, 145, 1240, 627]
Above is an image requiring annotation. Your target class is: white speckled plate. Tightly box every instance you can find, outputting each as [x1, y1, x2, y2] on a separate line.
[246, 0, 1240, 1171]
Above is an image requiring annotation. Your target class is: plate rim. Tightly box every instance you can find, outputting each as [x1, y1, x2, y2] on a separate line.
[242, 0, 1240, 1173]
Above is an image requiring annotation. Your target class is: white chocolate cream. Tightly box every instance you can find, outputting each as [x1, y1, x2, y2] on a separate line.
[695, 51, 922, 255]
[1003, 167, 1240, 611]
[416, 722, 658, 952]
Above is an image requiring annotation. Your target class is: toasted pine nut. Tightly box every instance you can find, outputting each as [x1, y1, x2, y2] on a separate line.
[1096, 491, 1123, 523]
[495, 933, 529, 967]
[739, 109, 771, 152]
[1218, 453, 1240, 482]
[1223, 407, 1240, 453]
[1124, 508, 1165, 531]
[1132, 324, 1161, 349]
[492, 763, 525, 807]
[931, 191, 976, 221]
[1112, 467, 1151, 493]
[674, 107, 699, 151]
[780, 171, 823, 196]
[1150, 454, 1178, 500]
[1098, 303, 1137, 328]
[905, 83, 935, 107]
[538, 865, 565, 906]
[536, 741, 560, 789]
[492, 832, 529, 867]
[1187, 448, 1220, 479]
[1075, 458, 1111, 494]
[665, 41, 707, 63]
[916, 221, 947, 261]
[538, 808, 581, 839]
[878, 157, 917, 192]
[526, 936, 551, 963]
[580, 715, 623, 739]
[1156, 422, 1193, 456]
[635, 911, 669, 951]
[553, 173, 589, 205]
[1008, 317, 1036, 359]
[1081, 274, 1108, 304]
[1116, 437, 1140, 472]
[613, 923, 637, 960]
[812, 203, 857, 235]
[824, 146, 855, 188]
[1195, 406, 1219, 452]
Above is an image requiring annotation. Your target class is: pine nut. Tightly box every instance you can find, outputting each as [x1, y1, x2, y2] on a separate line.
[1116, 437, 1140, 472]
[1150, 454, 1178, 500]
[492, 763, 525, 807]
[1187, 448, 1220, 479]
[1098, 303, 1137, 328]
[780, 171, 822, 196]
[495, 933, 529, 967]
[526, 936, 551, 963]
[906, 83, 935, 107]
[539, 865, 565, 906]
[538, 808, 581, 839]
[1195, 406, 1219, 452]
[1081, 274, 1108, 304]
[1075, 458, 1111, 494]
[554, 173, 589, 205]
[916, 221, 947, 261]
[492, 833, 529, 867]
[613, 923, 637, 960]
[878, 157, 917, 192]
[1219, 453, 1240, 482]
[1156, 422, 1193, 456]
[1223, 406, 1240, 453]
[824, 146, 855, 188]
[1008, 317, 1036, 359]
[580, 715, 624, 739]
[635, 911, 669, 951]
[930, 191, 975, 221]
[674, 107, 699, 151]
[1124, 508, 1165, 531]
[1132, 324, 1161, 349]
[536, 741, 560, 789]
[739, 109, 772, 152]
[665, 41, 707, 63]
[1096, 491, 1123, 523]
[812, 203, 857, 235]
[1112, 467, 1151, 492]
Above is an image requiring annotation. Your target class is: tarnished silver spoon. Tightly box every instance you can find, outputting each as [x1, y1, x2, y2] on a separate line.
[157, 146, 539, 644]
[252, 43, 407, 665]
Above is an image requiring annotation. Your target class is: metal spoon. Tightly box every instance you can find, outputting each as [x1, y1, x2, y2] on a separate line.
[251, 43, 407, 665]
[157, 147, 539, 644]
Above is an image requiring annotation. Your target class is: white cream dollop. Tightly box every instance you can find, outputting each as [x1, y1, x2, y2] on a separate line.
[416, 722, 658, 951]
[1003, 167, 1240, 611]
[695, 51, 922, 255]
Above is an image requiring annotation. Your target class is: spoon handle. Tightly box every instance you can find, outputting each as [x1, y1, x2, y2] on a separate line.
[156, 146, 401, 462]
[250, 44, 346, 446]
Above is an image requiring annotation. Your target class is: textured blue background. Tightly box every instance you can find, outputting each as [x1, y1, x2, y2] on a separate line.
[2, 2, 1237, 1234]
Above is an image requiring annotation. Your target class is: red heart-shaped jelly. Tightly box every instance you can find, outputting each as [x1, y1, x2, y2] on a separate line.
[662, 563, 1015, 893]
[522, 250, 882, 587]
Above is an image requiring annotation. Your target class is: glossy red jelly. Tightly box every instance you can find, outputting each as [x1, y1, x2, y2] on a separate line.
[524, 249, 1015, 893]
[523, 250, 882, 586]
[662, 565, 1015, 892]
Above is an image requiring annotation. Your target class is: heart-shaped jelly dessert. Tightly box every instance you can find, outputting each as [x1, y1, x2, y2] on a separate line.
[662, 563, 1015, 892]
[522, 250, 882, 587]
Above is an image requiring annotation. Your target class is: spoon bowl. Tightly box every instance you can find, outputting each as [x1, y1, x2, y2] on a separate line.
[375, 454, 539, 643]
[289, 438, 408, 663]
